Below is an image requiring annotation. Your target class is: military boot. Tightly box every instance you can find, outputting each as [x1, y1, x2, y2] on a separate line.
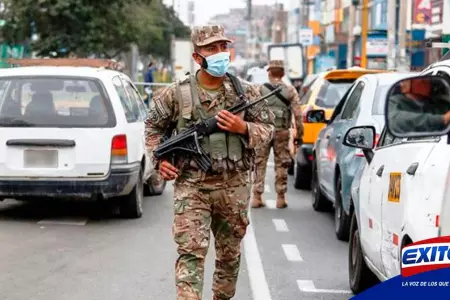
[276, 193, 288, 209]
[251, 192, 265, 208]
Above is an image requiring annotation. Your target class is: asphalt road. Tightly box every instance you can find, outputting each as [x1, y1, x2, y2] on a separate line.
[0, 161, 353, 300]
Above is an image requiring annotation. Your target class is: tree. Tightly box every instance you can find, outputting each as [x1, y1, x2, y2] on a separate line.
[0, 0, 156, 58]
[132, 0, 190, 61]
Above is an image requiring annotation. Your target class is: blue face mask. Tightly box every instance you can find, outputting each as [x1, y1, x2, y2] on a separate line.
[201, 52, 230, 77]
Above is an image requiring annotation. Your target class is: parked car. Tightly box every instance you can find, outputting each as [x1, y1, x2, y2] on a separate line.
[345, 71, 450, 293]
[306, 72, 416, 241]
[292, 68, 386, 190]
[0, 59, 165, 218]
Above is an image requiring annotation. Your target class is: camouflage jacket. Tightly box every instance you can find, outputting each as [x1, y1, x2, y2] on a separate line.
[145, 74, 275, 182]
[259, 79, 304, 137]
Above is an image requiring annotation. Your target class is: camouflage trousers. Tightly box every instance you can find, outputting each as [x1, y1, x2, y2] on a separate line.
[253, 129, 291, 195]
[172, 174, 250, 300]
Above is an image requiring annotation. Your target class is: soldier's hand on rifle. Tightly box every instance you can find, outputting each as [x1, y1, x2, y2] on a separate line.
[216, 110, 248, 135]
[159, 160, 179, 181]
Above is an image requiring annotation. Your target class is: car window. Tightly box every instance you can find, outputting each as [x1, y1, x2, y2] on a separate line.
[0, 76, 115, 128]
[315, 80, 353, 108]
[113, 76, 138, 123]
[122, 79, 147, 121]
[300, 85, 314, 105]
[340, 82, 365, 120]
[379, 127, 404, 147]
[327, 82, 356, 123]
[371, 83, 394, 115]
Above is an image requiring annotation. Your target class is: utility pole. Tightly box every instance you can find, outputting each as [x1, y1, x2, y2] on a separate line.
[361, 0, 369, 68]
[296, 0, 302, 43]
[397, 0, 408, 71]
[387, 0, 397, 70]
[247, 0, 253, 59]
[347, 4, 356, 68]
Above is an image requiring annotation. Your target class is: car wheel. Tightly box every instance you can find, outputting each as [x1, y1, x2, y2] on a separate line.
[348, 213, 379, 294]
[335, 176, 351, 241]
[311, 161, 331, 211]
[294, 161, 312, 190]
[144, 173, 167, 196]
[119, 167, 144, 219]
[288, 159, 294, 175]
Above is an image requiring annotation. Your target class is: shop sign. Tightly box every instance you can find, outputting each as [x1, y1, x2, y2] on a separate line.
[366, 39, 388, 56]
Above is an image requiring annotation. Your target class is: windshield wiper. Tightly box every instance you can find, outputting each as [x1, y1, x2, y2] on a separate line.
[0, 117, 35, 127]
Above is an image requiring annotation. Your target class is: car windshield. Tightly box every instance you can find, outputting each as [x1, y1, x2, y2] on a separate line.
[316, 80, 353, 108]
[0, 76, 114, 128]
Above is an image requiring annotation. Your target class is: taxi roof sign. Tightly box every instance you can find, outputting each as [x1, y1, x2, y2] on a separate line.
[7, 58, 123, 70]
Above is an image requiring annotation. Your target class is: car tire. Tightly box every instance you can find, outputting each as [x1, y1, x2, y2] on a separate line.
[335, 176, 351, 241]
[288, 159, 294, 175]
[311, 161, 331, 211]
[294, 161, 311, 190]
[349, 213, 379, 294]
[144, 173, 166, 196]
[119, 167, 144, 219]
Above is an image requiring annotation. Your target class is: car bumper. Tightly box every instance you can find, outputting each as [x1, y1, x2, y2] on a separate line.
[0, 162, 141, 200]
[295, 144, 314, 168]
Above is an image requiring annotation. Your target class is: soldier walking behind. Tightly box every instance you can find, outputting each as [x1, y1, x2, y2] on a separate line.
[145, 25, 275, 300]
[251, 60, 304, 209]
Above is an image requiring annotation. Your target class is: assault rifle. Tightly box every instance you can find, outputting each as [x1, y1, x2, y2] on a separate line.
[153, 86, 282, 172]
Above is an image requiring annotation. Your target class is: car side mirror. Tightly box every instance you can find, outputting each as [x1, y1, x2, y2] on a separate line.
[306, 109, 327, 123]
[343, 126, 376, 163]
[385, 75, 450, 138]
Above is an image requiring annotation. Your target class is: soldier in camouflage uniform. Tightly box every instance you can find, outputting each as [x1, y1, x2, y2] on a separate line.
[145, 24, 275, 300]
[252, 60, 304, 209]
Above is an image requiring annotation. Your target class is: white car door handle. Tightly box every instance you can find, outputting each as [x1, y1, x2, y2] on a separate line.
[376, 165, 384, 177]
[406, 162, 419, 176]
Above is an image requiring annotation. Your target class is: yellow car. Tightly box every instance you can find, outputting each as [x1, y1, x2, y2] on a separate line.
[292, 68, 386, 189]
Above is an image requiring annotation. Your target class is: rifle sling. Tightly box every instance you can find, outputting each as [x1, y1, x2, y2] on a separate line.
[263, 83, 290, 107]
[226, 72, 246, 100]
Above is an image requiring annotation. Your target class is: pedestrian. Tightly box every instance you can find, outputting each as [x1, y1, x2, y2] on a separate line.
[145, 62, 155, 84]
[251, 60, 304, 209]
[144, 24, 275, 300]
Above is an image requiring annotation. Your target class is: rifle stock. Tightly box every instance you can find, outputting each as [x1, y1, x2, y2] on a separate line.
[153, 86, 282, 172]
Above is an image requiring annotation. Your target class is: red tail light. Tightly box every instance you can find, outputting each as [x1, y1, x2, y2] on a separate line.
[355, 133, 380, 157]
[111, 134, 128, 163]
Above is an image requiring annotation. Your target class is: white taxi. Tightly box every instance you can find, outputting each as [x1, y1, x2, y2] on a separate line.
[342, 60, 450, 294]
[0, 59, 163, 219]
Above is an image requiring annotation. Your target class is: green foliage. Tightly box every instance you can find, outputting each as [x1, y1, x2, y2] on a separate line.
[0, 0, 189, 59]
[132, 0, 190, 61]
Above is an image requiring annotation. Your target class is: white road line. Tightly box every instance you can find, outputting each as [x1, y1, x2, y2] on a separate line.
[282, 244, 303, 262]
[265, 184, 272, 193]
[297, 280, 352, 294]
[244, 209, 273, 300]
[265, 200, 276, 209]
[272, 219, 289, 232]
[37, 218, 88, 226]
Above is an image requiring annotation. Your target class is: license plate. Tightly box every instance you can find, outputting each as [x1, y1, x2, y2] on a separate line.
[24, 149, 58, 168]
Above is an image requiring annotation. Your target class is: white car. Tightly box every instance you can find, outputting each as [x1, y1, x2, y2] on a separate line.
[343, 59, 450, 293]
[0, 62, 164, 218]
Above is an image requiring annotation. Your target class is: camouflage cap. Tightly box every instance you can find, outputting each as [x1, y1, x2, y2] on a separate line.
[268, 60, 285, 70]
[191, 25, 232, 47]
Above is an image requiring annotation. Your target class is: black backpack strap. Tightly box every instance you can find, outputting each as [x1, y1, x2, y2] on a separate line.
[226, 72, 246, 101]
[263, 83, 290, 107]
